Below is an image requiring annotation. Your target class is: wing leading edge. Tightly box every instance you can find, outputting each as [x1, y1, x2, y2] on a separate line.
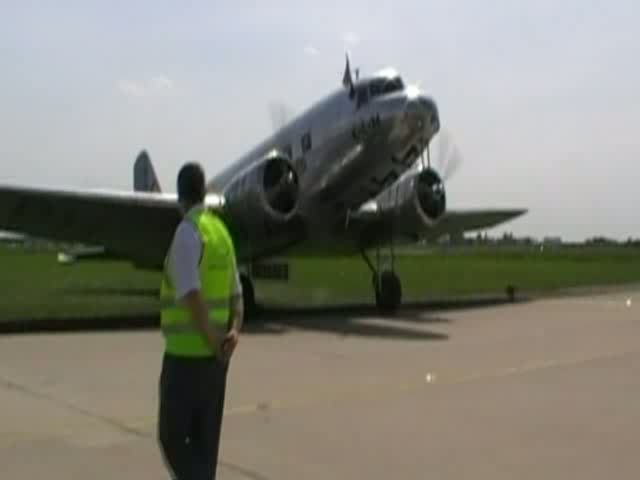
[422, 208, 528, 240]
[349, 201, 527, 248]
[0, 184, 224, 268]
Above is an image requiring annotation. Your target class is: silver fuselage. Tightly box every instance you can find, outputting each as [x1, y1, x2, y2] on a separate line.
[208, 69, 440, 254]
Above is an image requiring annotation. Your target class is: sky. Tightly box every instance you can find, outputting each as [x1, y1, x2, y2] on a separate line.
[1, 0, 639, 242]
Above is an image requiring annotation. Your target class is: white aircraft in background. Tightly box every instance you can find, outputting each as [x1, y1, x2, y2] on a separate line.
[0, 56, 526, 318]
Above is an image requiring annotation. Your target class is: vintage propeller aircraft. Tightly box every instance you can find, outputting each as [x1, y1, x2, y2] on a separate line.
[0, 55, 526, 319]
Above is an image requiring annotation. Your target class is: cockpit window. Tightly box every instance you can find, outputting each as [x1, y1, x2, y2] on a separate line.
[383, 76, 404, 94]
[355, 75, 404, 108]
[369, 79, 384, 98]
[369, 76, 404, 98]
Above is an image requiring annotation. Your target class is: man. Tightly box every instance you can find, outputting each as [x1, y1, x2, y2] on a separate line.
[158, 162, 243, 480]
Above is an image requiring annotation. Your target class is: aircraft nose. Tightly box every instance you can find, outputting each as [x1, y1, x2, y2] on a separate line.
[418, 95, 440, 134]
[406, 94, 440, 136]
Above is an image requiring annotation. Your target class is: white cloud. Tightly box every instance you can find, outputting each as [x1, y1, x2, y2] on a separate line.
[303, 45, 319, 56]
[117, 75, 174, 98]
[150, 75, 173, 90]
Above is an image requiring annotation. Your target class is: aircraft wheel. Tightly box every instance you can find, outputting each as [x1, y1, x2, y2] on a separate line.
[240, 274, 256, 322]
[374, 270, 402, 314]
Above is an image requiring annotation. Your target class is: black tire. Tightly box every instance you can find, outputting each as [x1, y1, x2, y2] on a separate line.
[373, 270, 402, 314]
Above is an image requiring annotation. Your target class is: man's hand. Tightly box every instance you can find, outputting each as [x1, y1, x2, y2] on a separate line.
[222, 329, 239, 360]
[182, 289, 221, 353]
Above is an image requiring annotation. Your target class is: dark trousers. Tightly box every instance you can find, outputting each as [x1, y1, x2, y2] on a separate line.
[158, 353, 228, 480]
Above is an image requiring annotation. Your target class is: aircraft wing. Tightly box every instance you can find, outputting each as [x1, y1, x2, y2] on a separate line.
[0, 184, 224, 268]
[349, 203, 527, 248]
[421, 208, 528, 240]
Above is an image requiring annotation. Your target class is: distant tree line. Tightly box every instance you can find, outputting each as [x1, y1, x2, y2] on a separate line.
[446, 232, 640, 248]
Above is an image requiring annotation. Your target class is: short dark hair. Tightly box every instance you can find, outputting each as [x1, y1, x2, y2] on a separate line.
[177, 162, 205, 206]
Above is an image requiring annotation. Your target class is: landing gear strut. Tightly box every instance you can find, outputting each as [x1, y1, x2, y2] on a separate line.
[239, 273, 257, 322]
[361, 248, 403, 314]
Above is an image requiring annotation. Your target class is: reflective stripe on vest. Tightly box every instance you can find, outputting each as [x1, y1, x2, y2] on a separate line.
[159, 207, 236, 357]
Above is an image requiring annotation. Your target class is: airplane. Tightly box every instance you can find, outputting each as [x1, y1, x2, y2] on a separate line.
[0, 55, 527, 320]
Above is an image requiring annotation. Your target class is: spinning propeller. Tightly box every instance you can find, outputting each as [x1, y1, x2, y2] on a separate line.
[420, 128, 464, 182]
[414, 129, 464, 220]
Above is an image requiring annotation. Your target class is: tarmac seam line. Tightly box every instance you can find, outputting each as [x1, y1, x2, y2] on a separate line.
[0, 373, 148, 438]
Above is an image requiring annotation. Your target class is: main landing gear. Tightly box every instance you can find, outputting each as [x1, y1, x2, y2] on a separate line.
[361, 248, 403, 314]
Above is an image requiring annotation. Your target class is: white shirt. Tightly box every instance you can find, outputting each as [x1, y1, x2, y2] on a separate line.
[166, 205, 242, 301]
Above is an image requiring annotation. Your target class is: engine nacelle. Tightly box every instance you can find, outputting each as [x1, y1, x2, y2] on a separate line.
[413, 167, 447, 223]
[221, 150, 302, 256]
[375, 166, 446, 230]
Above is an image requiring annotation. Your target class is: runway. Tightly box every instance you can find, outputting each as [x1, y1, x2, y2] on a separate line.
[1, 289, 639, 479]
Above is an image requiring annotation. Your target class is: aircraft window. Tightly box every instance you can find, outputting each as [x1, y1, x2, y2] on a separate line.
[301, 132, 312, 153]
[369, 79, 385, 98]
[368, 77, 404, 98]
[383, 76, 404, 94]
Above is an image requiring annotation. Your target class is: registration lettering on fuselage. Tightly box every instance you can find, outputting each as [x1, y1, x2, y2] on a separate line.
[351, 113, 381, 140]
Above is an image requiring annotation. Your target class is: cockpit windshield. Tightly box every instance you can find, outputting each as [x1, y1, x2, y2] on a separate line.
[369, 75, 404, 98]
[355, 74, 405, 108]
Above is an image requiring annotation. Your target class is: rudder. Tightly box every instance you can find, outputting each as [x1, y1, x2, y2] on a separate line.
[134, 150, 162, 192]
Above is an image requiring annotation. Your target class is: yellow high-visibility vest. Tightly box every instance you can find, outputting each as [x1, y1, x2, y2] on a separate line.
[159, 207, 236, 357]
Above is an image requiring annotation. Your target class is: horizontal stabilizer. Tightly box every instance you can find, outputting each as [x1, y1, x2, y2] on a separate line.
[57, 246, 106, 265]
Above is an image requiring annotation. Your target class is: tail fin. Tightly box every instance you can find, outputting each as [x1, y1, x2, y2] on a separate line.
[133, 150, 161, 192]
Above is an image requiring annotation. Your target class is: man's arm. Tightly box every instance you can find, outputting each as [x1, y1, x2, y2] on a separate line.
[183, 289, 223, 351]
[228, 268, 244, 333]
[221, 249, 243, 360]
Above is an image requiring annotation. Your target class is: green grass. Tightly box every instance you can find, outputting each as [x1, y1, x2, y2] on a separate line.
[0, 245, 160, 320]
[1, 244, 640, 321]
[257, 244, 640, 306]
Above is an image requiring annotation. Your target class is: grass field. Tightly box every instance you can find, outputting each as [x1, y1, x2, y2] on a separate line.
[1, 243, 640, 323]
[0, 245, 160, 321]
